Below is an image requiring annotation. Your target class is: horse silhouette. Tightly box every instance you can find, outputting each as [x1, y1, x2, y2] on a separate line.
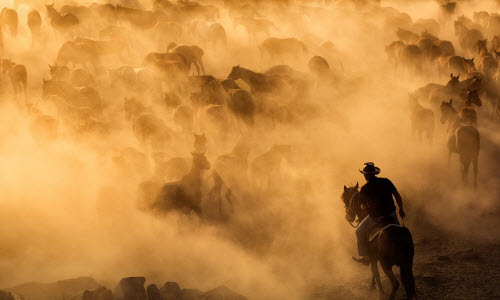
[440, 99, 480, 187]
[342, 184, 416, 300]
[154, 152, 211, 216]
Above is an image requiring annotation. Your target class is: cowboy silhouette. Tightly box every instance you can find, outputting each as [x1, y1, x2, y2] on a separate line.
[353, 162, 406, 265]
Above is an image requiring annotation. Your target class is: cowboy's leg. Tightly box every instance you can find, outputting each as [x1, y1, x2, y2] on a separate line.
[356, 215, 376, 256]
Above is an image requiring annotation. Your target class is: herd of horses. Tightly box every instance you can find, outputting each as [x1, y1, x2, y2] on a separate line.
[0, 0, 498, 299]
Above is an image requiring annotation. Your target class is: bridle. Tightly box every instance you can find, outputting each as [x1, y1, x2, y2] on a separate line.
[344, 191, 361, 228]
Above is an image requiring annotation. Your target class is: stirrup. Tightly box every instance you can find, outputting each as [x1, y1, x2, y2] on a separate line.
[352, 256, 370, 266]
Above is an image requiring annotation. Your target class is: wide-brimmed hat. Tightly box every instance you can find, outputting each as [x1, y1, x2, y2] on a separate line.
[359, 162, 380, 175]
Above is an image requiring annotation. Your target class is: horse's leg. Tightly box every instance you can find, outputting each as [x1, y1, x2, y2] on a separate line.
[473, 156, 478, 189]
[381, 263, 400, 300]
[193, 61, 201, 75]
[199, 59, 205, 75]
[462, 156, 470, 186]
[370, 258, 385, 299]
[370, 274, 376, 290]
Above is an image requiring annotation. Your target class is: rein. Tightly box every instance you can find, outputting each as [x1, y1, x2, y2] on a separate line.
[345, 195, 361, 228]
[348, 219, 360, 228]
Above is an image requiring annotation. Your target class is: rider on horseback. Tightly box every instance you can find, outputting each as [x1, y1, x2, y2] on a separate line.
[353, 162, 406, 265]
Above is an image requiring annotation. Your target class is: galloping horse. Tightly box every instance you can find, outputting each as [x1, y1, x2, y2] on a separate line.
[341, 184, 416, 300]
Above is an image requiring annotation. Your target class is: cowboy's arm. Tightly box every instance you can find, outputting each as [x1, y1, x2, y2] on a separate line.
[393, 190, 405, 218]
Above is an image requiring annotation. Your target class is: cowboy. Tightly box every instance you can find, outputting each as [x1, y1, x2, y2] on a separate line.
[353, 162, 405, 265]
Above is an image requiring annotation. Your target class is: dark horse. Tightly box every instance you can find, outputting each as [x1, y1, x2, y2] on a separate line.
[342, 184, 416, 300]
[154, 152, 211, 216]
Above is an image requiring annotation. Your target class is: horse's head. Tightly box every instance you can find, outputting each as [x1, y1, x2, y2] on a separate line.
[45, 3, 55, 14]
[228, 65, 242, 80]
[477, 39, 488, 53]
[494, 50, 500, 60]
[464, 57, 475, 69]
[0, 59, 13, 73]
[42, 78, 57, 98]
[341, 183, 359, 223]
[446, 73, 460, 89]
[191, 152, 211, 170]
[466, 89, 482, 107]
[440, 98, 456, 124]
[460, 107, 477, 125]
[193, 133, 207, 153]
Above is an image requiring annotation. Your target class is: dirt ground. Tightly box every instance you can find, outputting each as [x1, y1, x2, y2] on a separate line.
[308, 199, 500, 300]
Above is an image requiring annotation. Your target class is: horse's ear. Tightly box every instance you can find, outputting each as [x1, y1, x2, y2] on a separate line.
[355, 182, 359, 189]
[471, 57, 474, 61]
[343, 185, 347, 191]
[457, 74, 460, 79]
[449, 98, 453, 104]
[450, 73, 453, 78]
[48, 64, 53, 70]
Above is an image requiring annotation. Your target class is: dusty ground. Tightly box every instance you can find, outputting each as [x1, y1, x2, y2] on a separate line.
[308, 200, 500, 300]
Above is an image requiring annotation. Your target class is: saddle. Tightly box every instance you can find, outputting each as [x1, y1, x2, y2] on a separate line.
[368, 224, 401, 242]
[368, 215, 401, 242]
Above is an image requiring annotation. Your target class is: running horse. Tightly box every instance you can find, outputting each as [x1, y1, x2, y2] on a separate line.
[341, 184, 417, 300]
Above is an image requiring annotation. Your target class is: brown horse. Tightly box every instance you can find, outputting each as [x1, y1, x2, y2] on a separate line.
[341, 184, 416, 300]
[440, 99, 480, 187]
[154, 152, 211, 216]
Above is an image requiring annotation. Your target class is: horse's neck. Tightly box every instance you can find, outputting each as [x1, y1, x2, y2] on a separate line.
[445, 81, 458, 91]
[465, 64, 476, 74]
[48, 8, 60, 18]
[479, 47, 489, 57]
[465, 95, 476, 107]
[183, 165, 203, 185]
[240, 68, 264, 84]
[449, 109, 458, 120]
[449, 112, 460, 130]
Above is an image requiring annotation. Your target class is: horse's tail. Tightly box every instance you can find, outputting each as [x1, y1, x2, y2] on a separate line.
[397, 226, 416, 299]
[381, 225, 416, 299]
[400, 261, 417, 300]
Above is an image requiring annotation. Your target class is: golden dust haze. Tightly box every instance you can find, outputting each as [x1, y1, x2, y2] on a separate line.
[0, 0, 499, 299]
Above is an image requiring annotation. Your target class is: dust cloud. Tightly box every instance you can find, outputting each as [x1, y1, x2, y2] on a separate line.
[0, 0, 499, 299]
